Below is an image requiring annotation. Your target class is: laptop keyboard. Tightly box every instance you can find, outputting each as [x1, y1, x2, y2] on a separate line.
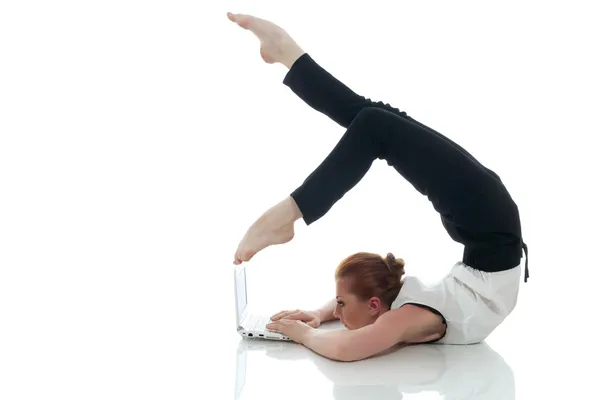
[245, 315, 290, 340]
[249, 316, 272, 332]
[254, 318, 271, 331]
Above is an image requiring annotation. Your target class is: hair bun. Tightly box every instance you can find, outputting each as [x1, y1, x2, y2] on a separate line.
[385, 253, 395, 270]
[384, 252, 405, 274]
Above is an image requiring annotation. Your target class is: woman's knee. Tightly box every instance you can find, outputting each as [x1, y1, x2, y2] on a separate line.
[350, 107, 401, 141]
[354, 106, 391, 123]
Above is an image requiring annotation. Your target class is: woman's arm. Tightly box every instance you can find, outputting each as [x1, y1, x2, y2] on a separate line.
[302, 314, 405, 362]
[303, 304, 445, 362]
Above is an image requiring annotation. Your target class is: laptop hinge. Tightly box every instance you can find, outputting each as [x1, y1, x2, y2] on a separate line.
[239, 309, 250, 328]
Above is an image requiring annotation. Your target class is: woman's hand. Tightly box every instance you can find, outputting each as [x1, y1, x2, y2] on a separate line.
[266, 319, 314, 344]
[270, 309, 322, 328]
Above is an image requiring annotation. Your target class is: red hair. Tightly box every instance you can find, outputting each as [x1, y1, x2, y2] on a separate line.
[334, 252, 406, 308]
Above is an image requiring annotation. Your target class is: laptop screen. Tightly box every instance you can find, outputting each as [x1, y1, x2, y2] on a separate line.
[234, 266, 248, 323]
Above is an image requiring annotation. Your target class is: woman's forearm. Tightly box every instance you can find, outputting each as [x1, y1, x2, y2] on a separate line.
[302, 329, 347, 361]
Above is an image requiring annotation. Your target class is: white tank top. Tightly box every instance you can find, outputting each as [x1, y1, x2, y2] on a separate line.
[390, 261, 522, 344]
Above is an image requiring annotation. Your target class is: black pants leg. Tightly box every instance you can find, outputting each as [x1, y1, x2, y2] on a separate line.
[283, 54, 501, 182]
[284, 54, 527, 276]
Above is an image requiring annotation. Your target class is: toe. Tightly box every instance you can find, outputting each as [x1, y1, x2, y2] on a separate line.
[231, 13, 253, 29]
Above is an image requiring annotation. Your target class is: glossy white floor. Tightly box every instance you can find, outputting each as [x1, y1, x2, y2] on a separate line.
[226, 263, 597, 400]
[1, 1, 599, 399]
[232, 327, 520, 400]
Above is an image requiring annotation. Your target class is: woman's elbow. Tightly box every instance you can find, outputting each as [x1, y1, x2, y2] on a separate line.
[319, 343, 356, 362]
[335, 344, 370, 362]
[336, 351, 371, 362]
[337, 341, 398, 362]
[329, 353, 356, 362]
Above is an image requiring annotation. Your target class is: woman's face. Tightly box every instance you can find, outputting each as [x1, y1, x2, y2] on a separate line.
[333, 277, 379, 330]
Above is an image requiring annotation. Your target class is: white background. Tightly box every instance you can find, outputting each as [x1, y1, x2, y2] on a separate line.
[1, 0, 599, 399]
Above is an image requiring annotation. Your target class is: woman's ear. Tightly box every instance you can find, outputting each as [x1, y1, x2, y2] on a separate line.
[367, 297, 383, 315]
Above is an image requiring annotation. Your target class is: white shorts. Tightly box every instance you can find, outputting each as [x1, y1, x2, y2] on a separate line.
[435, 261, 523, 344]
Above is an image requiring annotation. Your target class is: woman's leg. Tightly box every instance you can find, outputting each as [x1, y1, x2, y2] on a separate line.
[223, 13, 504, 218]
[289, 106, 504, 228]
[281, 52, 511, 227]
[274, 27, 525, 275]
[283, 53, 502, 182]
[228, 12, 523, 273]
[289, 105, 523, 272]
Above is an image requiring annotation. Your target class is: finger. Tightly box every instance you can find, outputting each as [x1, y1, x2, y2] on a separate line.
[282, 311, 306, 321]
[271, 309, 298, 320]
[266, 322, 280, 332]
[271, 319, 290, 329]
[270, 310, 290, 320]
[307, 319, 318, 328]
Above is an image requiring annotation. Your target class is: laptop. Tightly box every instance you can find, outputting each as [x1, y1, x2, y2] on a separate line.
[234, 264, 291, 341]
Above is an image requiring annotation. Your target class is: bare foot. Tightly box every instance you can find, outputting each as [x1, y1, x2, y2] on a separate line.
[234, 196, 303, 265]
[227, 12, 306, 68]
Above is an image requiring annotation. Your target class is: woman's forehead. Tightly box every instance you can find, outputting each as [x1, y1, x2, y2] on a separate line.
[335, 277, 351, 294]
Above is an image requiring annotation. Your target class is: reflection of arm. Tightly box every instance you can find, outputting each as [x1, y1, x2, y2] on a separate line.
[304, 305, 443, 362]
[313, 344, 446, 387]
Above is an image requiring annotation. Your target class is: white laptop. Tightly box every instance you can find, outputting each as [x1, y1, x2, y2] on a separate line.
[234, 264, 291, 341]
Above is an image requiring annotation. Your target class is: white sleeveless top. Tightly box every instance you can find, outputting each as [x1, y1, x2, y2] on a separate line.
[390, 261, 522, 344]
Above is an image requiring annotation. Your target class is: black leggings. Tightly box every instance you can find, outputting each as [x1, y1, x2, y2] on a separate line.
[284, 54, 529, 281]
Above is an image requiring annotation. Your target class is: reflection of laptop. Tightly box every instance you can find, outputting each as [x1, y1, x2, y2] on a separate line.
[234, 340, 288, 399]
[234, 265, 291, 341]
[234, 342, 247, 400]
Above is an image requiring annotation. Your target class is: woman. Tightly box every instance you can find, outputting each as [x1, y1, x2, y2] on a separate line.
[227, 12, 529, 362]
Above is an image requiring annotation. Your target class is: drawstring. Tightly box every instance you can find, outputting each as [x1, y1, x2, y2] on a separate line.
[522, 241, 529, 283]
